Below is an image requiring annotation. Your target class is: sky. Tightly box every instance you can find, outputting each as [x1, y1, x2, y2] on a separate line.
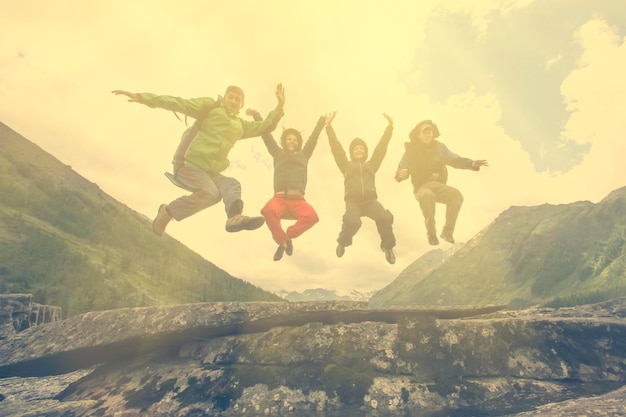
[2, 0, 626, 295]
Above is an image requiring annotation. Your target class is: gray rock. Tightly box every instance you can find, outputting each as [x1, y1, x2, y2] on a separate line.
[0, 299, 625, 416]
[0, 295, 61, 341]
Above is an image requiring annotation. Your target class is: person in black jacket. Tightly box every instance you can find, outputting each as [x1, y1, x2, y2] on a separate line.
[325, 112, 396, 264]
[395, 120, 488, 245]
[248, 110, 325, 261]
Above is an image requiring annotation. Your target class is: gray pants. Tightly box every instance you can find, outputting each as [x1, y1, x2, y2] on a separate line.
[167, 163, 241, 221]
[415, 181, 463, 236]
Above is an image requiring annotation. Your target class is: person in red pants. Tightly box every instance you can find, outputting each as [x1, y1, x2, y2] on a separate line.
[248, 109, 325, 261]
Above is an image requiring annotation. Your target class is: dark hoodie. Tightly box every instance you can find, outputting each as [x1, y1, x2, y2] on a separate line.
[326, 124, 393, 201]
[397, 120, 476, 191]
[253, 112, 325, 193]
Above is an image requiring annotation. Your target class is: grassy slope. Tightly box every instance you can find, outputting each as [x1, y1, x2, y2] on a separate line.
[0, 122, 281, 317]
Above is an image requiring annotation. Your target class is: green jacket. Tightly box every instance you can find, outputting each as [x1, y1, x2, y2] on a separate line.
[138, 93, 283, 174]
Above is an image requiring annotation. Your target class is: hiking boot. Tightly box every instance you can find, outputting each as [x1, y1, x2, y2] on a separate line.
[225, 214, 265, 232]
[152, 204, 171, 237]
[427, 233, 439, 246]
[382, 247, 396, 264]
[336, 244, 345, 258]
[440, 232, 455, 244]
[273, 245, 285, 261]
[285, 239, 293, 256]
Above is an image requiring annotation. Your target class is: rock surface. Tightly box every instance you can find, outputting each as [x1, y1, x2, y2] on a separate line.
[0, 299, 625, 416]
[0, 294, 61, 341]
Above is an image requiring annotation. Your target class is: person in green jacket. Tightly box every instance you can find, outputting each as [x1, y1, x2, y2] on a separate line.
[112, 84, 285, 236]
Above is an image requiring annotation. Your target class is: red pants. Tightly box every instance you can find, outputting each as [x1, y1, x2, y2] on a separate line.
[261, 195, 319, 245]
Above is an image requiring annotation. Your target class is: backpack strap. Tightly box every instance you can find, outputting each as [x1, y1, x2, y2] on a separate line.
[171, 99, 222, 174]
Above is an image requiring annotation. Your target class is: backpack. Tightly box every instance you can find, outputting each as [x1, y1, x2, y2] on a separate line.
[166, 100, 222, 191]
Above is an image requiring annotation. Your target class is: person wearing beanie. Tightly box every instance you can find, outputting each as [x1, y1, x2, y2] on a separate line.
[248, 109, 325, 261]
[112, 84, 285, 237]
[325, 112, 397, 265]
[395, 120, 488, 245]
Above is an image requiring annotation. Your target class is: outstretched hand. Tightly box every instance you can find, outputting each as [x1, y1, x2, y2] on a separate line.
[111, 90, 141, 103]
[324, 111, 337, 126]
[472, 160, 489, 169]
[395, 168, 410, 181]
[382, 112, 394, 126]
[275, 83, 285, 108]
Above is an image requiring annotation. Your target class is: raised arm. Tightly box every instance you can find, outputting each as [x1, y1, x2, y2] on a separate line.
[368, 113, 394, 172]
[239, 83, 285, 139]
[301, 116, 326, 158]
[246, 109, 280, 156]
[324, 112, 348, 173]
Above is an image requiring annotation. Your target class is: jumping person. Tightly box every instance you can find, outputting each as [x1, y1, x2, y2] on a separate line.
[112, 84, 285, 237]
[248, 110, 325, 261]
[325, 112, 397, 264]
[395, 119, 488, 245]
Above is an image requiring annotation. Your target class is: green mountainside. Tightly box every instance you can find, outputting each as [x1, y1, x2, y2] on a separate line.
[370, 186, 626, 309]
[0, 122, 281, 317]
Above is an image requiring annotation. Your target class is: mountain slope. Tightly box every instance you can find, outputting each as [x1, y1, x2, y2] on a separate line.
[370, 187, 626, 308]
[0, 121, 281, 316]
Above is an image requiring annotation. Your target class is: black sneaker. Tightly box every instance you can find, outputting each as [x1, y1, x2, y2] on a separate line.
[382, 247, 396, 264]
[285, 239, 293, 256]
[225, 214, 265, 232]
[336, 244, 345, 258]
[273, 245, 285, 261]
[427, 234, 439, 246]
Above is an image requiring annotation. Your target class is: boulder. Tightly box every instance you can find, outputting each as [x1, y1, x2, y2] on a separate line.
[0, 299, 625, 416]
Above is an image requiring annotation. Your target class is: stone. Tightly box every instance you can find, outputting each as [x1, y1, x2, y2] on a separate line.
[0, 299, 625, 416]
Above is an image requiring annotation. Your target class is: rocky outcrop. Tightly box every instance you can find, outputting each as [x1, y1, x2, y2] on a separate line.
[0, 294, 61, 341]
[0, 299, 626, 416]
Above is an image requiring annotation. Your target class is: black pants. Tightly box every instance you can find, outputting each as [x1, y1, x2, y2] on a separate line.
[337, 199, 395, 249]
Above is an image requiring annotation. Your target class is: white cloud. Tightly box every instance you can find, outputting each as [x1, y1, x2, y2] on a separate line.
[1, 1, 624, 294]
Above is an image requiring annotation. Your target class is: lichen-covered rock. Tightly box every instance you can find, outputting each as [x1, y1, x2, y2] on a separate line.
[1, 300, 626, 416]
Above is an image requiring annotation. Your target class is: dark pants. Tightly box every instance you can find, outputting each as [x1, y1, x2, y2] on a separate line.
[337, 199, 395, 249]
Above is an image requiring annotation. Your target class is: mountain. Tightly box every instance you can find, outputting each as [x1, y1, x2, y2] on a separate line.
[273, 288, 375, 302]
[0, 122, 281, 317]
[370, 186, 626, 308]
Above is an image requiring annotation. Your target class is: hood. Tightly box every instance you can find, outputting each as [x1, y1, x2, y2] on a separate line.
[280, 128, 303, 152]
[349, 138, 368, 161]
[408, 120, 440, 141]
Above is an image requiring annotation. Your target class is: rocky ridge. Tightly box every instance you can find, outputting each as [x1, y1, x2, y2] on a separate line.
[0, 294, 61, 341]
[0, 299, 625, 416]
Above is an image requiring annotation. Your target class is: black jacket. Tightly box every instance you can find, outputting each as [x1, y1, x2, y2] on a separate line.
[254, 113, 324, 194]
[396, 139, 475, 191]
[326, 124, 393, 201]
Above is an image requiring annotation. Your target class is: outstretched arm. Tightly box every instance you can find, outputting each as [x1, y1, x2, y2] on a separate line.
[472, 160, 489, 170]
[246, 108, 280, 156]
[325, 112, 348, 173]
[442, 144, 488, 171]
[369, 113, 394, 172]
[112, 89, 212, 119]
[112, 90, 141, 103]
